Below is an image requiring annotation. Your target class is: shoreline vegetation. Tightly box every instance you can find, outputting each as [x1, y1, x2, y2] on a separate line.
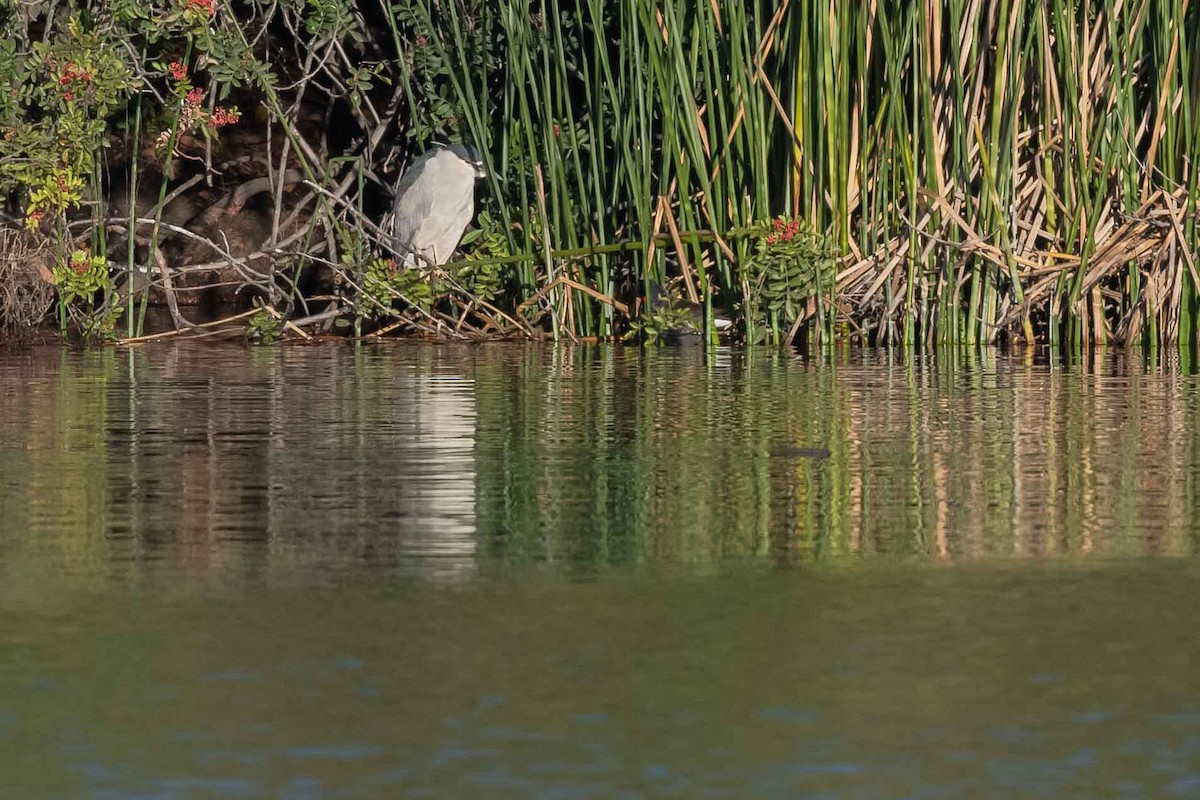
[0, 0, 1195, 348]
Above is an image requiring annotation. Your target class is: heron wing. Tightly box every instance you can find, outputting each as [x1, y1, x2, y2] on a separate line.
[428, 195, 474, 264]
[392, 152, 439, 250]
[391, 148, 479, 265]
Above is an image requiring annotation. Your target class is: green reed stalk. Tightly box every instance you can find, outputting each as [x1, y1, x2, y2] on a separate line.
[125, 90, 142, 338]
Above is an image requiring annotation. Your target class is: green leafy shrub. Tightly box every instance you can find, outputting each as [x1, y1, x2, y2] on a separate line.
[744, 216, 835, 340]
[624, 304, 699, 343]
[52, 247, 110, 306]
[363, 257, 435, 316]
[51, 246, 121, 339]
[245, 307, 283, 343]
[454, 211, 508, 303]
[1, 16, 135, 226]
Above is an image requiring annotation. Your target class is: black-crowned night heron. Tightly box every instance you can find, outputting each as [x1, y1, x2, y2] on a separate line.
[391, 143, 487, 267]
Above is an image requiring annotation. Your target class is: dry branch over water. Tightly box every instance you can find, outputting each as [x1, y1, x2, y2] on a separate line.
[0, 0, 1195, 348]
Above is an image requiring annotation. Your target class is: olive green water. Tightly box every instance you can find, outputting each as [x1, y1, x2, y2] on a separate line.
[2, 343, 1199, 799]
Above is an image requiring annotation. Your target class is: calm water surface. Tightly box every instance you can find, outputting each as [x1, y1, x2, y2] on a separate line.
[2, 342, 1199, 798]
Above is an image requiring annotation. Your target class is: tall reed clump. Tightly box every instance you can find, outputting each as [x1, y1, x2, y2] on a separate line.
[787, 0, 1198, 349]
[415, 0, 1197, 348]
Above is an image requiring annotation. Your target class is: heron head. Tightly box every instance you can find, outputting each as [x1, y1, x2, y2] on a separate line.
[447, 143, 487, 179]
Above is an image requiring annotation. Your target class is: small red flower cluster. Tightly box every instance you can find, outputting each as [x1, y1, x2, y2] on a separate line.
[765, 217, 802, 246]
[58, 62, 92, 102]
[59, 63, 91, 84]
[70, 249, 90, 274]
[211, 107, 240, 128]
[157, 80, 240, 151]
[26, 209, 45, 226]
[186, 0, 216, 16]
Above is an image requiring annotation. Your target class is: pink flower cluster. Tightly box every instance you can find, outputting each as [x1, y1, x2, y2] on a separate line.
[58, 62, 92, 102]
[155, 92, 242, 151]
[155, 61, 240, 152]
[211, 107, 240, 128]
[186, 0, 216, 16]
[765, 217, 802, 246]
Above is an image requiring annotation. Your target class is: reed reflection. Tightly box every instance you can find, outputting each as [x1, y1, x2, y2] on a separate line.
[0, 344, 1196, 585]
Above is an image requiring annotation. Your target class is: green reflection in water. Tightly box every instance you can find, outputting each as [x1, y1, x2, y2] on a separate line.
[471, 345, 1200, 570]
[1, 344, 1199, 584]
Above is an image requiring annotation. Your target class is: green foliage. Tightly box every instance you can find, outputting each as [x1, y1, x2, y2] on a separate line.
[52, 245, 122, 341]
[389, 2, 493, 144]
[454, 211, 508, 303]
[246, 308, 283, 343]
[52, 248, 110, 306]
[362, 257, 435, 316]
[302, 0, 360, 39]
[345, 63, 388, 110]
[744, 216, 836, 337]
[0, 16, 135, 224]
[80, 303, 124, 342]
[359, 217, 509, 321]
[624, 305, 699, 343]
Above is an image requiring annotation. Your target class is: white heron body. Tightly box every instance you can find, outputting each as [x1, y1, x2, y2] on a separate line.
[391, 144, 484, 267]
